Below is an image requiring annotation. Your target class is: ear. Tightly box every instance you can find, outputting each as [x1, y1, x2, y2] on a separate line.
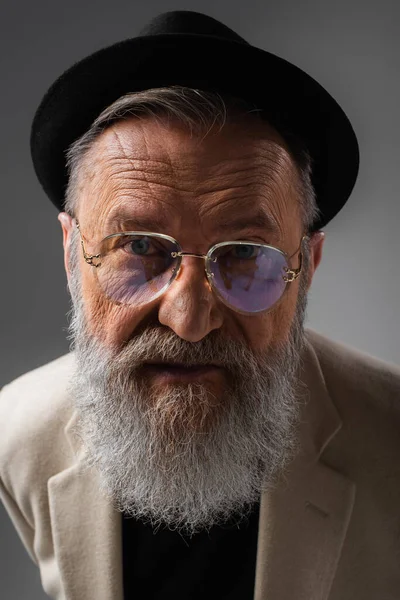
[58, 212, 75, 282]
[306, 231, 325, 291]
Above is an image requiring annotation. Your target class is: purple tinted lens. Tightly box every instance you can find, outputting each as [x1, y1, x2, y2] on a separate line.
[98, 234, 179, 305]
[209, 244, 288, 312]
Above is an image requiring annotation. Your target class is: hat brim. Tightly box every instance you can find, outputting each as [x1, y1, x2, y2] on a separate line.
[31, 33, 359, 231]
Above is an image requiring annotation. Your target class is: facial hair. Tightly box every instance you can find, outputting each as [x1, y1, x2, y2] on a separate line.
[67, 241, 309, 536]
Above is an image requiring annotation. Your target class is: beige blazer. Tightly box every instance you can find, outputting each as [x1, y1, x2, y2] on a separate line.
[1, 329, 399, 599]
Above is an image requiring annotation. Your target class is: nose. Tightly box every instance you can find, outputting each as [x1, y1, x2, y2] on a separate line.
[157, 257, 224, 342]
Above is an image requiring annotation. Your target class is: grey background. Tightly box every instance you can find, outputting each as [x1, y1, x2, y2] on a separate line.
[1, 0, 399, 598]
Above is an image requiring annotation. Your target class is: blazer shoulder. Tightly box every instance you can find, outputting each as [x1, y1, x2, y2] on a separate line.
[0, 353, 75, 417]
[0, 354, 76, 483]
[305, 328, 400, 416]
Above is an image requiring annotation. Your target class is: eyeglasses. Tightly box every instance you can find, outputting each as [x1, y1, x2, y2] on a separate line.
[76, 221, 308, 315]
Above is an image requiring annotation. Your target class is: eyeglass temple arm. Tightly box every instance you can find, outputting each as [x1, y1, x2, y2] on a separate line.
[283, 234, 309, 283]
[76, 220, 102, 267]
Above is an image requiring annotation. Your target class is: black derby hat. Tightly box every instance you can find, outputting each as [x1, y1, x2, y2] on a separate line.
[31, 10, 359, 232]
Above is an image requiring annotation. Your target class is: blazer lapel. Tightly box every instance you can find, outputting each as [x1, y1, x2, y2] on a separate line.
[254, 336, 356, 600]
[48, 412, 124, 600]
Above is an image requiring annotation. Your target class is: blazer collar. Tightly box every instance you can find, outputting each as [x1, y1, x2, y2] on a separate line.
[49, 332, 354, 600]
[254, 333, 356, 600]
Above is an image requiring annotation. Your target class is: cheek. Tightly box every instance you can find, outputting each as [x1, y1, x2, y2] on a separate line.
[242, 282, 300, 352]
[80, 264, 143, 347]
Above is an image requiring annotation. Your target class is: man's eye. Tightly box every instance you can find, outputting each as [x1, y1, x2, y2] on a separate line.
[126, 238, 151, 255]
[231, 245, 257, 259]
[120, 237, 167, 258]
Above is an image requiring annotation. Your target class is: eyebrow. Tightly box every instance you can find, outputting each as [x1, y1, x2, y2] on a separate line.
[211, 209, 280, 237]
[104, 211, 169, 235]
[104, 207, 280, 238]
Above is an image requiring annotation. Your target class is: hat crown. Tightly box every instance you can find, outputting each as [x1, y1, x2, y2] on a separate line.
[139, 10, 249, 45]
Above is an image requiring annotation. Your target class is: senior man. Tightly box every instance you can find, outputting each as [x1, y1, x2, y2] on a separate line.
[1, 10, 400, 600]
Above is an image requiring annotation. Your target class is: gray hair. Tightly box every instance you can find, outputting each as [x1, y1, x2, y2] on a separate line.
[65, 86, 320, 234]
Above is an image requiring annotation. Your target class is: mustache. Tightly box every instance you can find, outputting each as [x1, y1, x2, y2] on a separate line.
[102, 326, 267, 376]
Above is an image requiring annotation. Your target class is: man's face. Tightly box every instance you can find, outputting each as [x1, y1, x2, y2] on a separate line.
[60, 114, 324, 533]
[68, 116, 307, 348]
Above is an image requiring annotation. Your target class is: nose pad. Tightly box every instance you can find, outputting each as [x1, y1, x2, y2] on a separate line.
[173, 263, 182, 280]
[204, 269, 215, 293]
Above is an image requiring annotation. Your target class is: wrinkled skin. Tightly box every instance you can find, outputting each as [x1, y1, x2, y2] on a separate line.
[59, 115, 325, 368]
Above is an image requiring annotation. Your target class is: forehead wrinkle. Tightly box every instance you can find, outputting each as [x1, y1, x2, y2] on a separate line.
[194, 153, 296, 204]
[111, 123, 201, 177]
[197, 169, 294, 235]
[83, 159, 189, 229]
[195, 173, 290, 203]
[101, 154, 196, 181]
[98, 129, 201, 197]
[105, 170, 201, 196]
[202, 194, 282, 237]
[195, 141, 293, 174]
[91, 160, 197, 209]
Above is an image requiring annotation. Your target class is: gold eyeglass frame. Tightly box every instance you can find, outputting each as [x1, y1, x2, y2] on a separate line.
[76, 220, 309, 315]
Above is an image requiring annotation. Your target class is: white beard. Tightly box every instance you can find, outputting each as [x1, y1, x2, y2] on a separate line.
[68, 245, 309, 535]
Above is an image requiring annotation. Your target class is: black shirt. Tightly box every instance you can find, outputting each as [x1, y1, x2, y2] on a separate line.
[122, 503, 260, 599]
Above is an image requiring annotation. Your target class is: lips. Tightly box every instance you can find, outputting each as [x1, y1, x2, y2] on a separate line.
[142, 362, 223, 381]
